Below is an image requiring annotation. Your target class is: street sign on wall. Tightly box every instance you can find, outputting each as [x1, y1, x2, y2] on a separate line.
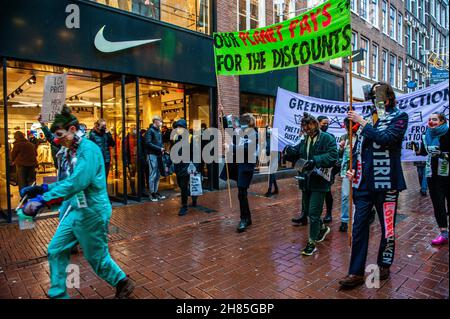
[430, 67, 449, 84]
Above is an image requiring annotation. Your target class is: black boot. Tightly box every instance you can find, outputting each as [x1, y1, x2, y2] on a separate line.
[264, 190, 272, 197]
[272, 187, 279, 195]
[323, 213, 332, 224]
[292, 211, 308, 225]
[237, 219, 249, 233]
[178, 206, 188, 216]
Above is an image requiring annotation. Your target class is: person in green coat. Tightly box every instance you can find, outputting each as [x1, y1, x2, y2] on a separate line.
[283, 113, 338, 256]
[21, 108, 134, 299]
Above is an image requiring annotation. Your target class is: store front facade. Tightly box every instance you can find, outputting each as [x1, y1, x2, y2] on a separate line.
[0, 0, 217, 221]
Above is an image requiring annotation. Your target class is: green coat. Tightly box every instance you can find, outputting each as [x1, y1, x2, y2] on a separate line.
[284, 131, 338, 192]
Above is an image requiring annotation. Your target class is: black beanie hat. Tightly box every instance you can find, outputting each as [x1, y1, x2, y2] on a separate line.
[50, 105, 79, 133]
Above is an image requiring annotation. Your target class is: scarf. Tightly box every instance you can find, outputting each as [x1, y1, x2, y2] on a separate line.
[56, 132, 83, 181]
[424, 123, 449, 177]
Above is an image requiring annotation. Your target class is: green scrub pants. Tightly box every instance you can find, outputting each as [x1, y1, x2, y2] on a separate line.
[47, 209, 126, 299]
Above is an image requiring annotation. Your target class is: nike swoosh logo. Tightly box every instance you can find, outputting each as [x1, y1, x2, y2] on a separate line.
[94, 25, 161, 53]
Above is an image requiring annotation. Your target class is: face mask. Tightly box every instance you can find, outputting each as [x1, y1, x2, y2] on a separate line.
[320, 125, 329, 132]
[375, 101, 386, 120]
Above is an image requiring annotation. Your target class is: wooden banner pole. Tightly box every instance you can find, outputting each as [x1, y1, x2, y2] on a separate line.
[348, 54, 354, 247]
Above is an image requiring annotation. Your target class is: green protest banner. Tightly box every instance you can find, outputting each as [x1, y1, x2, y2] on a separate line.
[213, 0, 352, 76]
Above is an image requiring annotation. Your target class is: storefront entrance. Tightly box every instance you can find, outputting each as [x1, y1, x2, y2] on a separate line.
[0, 60, 212, 221]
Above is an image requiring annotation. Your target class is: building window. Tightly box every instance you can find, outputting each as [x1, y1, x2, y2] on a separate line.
[88, 0, 212, 35]
[360, 0, 368, 19]
[352, 32, 358, 73]
[351, 0, 357, 13]
[274, 0, 296, 22]
[372, 43, 379, 80]
[382, 1, 388, 34]
[370, 0, 379, 27]
[361, 38, 370, 76]
[412, 0, 417, 17]
[382, 50, 388, 82]
[389, 6, 396, 39]
[415, 31, 419, 58]
[431, 0, 435, 17]
[397, 13, 403, 45]
[389, 54, 396, 87]
[431, 27, 435, 52]
[238, 0, 265, 31]
[436, 2, 441, 26]
[406, 25, 411, 54]
[397, 58, 403, 89]
[419, 0, 425, 22]
[407, 67, 412, 92]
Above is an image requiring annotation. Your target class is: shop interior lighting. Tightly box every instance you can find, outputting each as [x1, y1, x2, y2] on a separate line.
[7, 75, 36, 100]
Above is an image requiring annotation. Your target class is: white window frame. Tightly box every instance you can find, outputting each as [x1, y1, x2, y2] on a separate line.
[370, 0, 379, 28]
[351, 0, 358, 14]
[382, 50, 388, 82]
[360, 0, 369, 20]
[431, 27, 435, 52]
[372, 43, 379, 80]
[431, 0, 435, 18]
[237, 0, 265, 31]
[361, 37, 370, 77]
[352, 32, 358, 74]
[382, 1, 388, 35]
[397, 57, 403, 89]
[406, 25, 411, 54]
[397, 13, 403, 45]
[389, 5, 397, 40]
[389, 54, 397, 87]
[436, 2, 441, 26]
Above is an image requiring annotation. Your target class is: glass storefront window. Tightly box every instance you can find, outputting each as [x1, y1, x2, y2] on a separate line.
[0, 61, 7, 217]
[90, 0, 211, 35]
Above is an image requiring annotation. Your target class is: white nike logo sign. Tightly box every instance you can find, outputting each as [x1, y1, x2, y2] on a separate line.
[94, 25, 161, 53]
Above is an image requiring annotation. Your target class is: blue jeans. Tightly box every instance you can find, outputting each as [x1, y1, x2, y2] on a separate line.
[341, 177, 350, 223]
[416, 165, 428, 193]
[147, 154, 160, 194]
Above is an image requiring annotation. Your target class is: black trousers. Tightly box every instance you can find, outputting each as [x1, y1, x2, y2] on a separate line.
[428, 176, 449, 228]
[177, 175, 197, 208]
[238, 187, 251, 221]
[16, 165, 36, 191]
[325, 191, 333, 216]
[349, 190, 399, 276]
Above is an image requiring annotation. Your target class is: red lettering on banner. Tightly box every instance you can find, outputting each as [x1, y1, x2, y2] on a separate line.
[322, 3, 332, 27]
[275, 24, 284, 41]
[289, 19, 300, 38]
[239, 32, 249, 46]
[310, 8, 322, 32]
[264, 28, 276, 42]
[383, 202, 396, 238]
[299, 15, 311, 36]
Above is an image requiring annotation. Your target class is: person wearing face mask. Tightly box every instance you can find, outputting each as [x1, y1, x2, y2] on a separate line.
[89, 119, 115, 183]
[317, 116, 338, 224]
[413, 113, 449, 245]
[339, 82, 408, 288]
[20, 107, 135, 299]
[171, 119, 200, 216]
[144, 115, 166, 202]
[283, 113, 338, 256]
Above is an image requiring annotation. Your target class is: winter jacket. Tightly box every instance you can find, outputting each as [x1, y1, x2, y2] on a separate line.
[284, 130, 338, 192]
[352, 107, 408, 192]
[144, 124, 163, 156]
[417, 128, 450, 178]
[89, 129, 115, 163]
[11, 135, 38, 167]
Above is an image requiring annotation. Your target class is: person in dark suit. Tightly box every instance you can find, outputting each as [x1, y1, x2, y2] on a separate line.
[221, 113, 259, 233]
[339, 82, 408, 288]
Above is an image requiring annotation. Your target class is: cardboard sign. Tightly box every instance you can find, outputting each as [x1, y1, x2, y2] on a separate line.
[41, 73, 67, 123]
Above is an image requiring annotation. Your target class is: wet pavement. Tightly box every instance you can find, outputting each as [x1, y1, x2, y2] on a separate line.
[0, 163, 448, 299]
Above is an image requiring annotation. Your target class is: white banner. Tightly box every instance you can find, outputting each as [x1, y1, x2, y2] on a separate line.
[272, 81, 449, 162]
[41, 73, 67, 123]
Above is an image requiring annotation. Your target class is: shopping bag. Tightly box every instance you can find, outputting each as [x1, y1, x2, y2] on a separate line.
[189, 173, 203, 196]
[158, 152, 174, 177]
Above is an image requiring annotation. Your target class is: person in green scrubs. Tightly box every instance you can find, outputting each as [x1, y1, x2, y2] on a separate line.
[22, 107, 134, 299]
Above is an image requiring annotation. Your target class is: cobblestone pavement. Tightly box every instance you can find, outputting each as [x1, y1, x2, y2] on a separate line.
[0, 164, 448, 299]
